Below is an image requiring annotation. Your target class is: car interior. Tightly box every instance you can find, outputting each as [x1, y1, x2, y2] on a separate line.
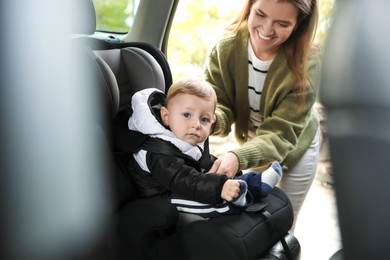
[1, 0, 300, 259]
[2, 0, 388, 260]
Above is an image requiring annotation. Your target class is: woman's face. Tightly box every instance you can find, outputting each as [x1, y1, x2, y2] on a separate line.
[248, 0, 299, 60]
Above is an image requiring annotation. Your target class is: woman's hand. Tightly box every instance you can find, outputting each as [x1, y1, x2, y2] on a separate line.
[209, 152, 239, 178]
[221, 179, 240, 201]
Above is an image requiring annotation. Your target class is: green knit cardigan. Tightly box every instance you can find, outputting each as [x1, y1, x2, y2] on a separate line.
[204, 28, 321, 171]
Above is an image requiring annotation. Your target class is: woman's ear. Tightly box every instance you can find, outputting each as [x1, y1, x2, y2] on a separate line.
[160, 106, 169, 126]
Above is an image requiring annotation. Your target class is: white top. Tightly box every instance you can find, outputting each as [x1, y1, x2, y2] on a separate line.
[247, 42, 273, 139]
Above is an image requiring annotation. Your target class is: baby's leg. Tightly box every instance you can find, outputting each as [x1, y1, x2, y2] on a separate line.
[236, 161, 282, 198]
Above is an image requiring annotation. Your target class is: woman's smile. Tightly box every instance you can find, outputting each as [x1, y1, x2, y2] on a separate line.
[258, 30, 273, 41]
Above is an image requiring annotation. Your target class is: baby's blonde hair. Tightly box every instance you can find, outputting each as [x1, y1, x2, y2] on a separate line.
[166, 77, 217, 111]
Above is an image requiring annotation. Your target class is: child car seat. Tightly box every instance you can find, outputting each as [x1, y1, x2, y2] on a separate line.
[89, 44, 300, 260]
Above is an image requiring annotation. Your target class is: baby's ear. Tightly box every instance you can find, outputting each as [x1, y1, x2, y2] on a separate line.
[210, 114, 217, 134]
[160, 106, 169, 126]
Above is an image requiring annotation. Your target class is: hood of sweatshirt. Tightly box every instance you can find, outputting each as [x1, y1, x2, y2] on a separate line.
[128, 88, 204, 161]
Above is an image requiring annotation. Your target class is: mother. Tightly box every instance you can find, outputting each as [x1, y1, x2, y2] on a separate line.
[205, 0, 321, 228]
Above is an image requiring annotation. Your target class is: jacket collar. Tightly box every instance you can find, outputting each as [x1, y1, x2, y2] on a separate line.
[128, 88, 204, 160]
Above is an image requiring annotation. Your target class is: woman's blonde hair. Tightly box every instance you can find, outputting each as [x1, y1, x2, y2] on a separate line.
[228, 0, 319, 104]
[166, 77, 217, 110]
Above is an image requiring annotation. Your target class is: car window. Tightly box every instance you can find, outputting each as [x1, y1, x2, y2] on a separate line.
[93, 0, 140, 33]
[167, 0, 241, 81]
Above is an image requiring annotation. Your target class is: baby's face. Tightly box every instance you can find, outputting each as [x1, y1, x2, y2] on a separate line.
[161, 93, 215, 145]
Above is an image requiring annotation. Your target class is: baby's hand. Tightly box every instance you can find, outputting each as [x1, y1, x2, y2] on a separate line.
[221, 180, 240, 201]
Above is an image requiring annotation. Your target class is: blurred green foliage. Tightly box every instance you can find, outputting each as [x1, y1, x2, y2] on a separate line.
[167, 1, 238, 79]
[93, 0, 137, 33]
[316, 0, 336, 46]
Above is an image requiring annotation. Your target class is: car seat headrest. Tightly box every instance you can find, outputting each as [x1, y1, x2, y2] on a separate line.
[93, 47, 165, 115]
[71, 0, 96, 35]
[86, 48, 120, 119]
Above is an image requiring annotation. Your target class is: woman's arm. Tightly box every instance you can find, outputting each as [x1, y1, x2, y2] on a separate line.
[210, 54, 321, 175]
[233, 54, 322, 170]
[204, 39, 239, 137]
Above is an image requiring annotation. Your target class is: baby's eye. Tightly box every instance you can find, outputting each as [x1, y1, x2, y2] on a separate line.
[183, 112, 191, 118]
[201, 117, 210, 123]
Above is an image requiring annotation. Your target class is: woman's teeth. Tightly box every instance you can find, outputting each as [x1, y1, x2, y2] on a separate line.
[259, 33, 272, 40]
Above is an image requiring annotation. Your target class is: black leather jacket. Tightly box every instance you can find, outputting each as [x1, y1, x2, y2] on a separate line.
[127, 88, 228, 204]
